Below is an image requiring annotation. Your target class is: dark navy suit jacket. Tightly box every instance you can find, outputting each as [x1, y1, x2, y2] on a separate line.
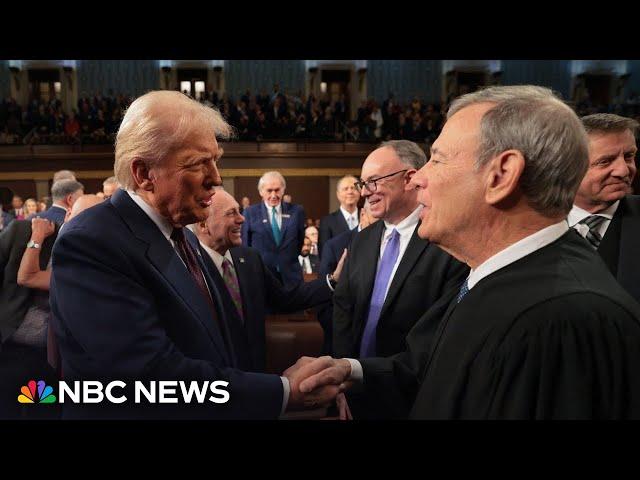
[241, 202, 305, 287]
[49, 189, 283, 419]
[35, 205, 67, 226]
[190, 242, 333, 373]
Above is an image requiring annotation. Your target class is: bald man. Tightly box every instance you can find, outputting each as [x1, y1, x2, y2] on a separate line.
[191, 189, 344, 372]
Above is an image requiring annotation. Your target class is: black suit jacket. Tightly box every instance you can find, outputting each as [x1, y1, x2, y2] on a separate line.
[360, 231, 640, 419]
[192, 244, 333, 373]
[597, 195, 640, 302]
[333, 219, 469, 359]
[0, 220, 57, 343]
[319, 208, 359, 256]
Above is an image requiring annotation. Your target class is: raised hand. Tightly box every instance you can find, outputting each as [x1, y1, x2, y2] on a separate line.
[30, 217, 55, 243]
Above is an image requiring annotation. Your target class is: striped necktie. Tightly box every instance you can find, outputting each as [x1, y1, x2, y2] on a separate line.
[578, 215, 607, 249]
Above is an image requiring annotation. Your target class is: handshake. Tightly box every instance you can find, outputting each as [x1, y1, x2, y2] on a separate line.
[282, 356, 356, 419]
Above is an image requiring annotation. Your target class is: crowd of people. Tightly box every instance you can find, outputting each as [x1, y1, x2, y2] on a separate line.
[4, 83, 640, 145]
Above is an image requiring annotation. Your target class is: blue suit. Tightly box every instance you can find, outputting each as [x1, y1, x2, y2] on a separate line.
[34, 205, 67, 226]
[49, 189, 283, 419]
[241, 202, 306, 287]
[0, 210, 15, 231]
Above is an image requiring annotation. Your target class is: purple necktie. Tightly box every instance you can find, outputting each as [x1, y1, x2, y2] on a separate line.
[359, 228, 400, 357]
[222, 258, 244, 324]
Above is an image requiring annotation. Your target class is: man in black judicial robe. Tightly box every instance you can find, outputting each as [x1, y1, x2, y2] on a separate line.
[287, 85, 640, 419]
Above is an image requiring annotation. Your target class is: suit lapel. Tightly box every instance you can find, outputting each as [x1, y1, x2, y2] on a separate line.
[617, 196, 640, 300]
[379, 225, 428, 321]
[230, 249, 261, 361]
[112, 190, 230, 361]
[355, 221, 385, 333]
[279, 203, 291, 243]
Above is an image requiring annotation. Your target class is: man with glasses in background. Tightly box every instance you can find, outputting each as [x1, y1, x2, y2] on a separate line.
[332, 140, 468, 418]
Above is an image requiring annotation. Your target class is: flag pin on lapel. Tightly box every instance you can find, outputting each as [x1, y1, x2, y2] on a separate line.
[262, 219, 268, 223]
[239, 258, 245, 263]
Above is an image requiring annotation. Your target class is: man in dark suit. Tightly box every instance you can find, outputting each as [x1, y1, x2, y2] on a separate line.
[49, 91, 338, 419]
[0, 187, 16, 232]
[241, 171, 306, 287]
[190, 189, 344, 373]
[34, 178, 84, 227]
[569, 113, 640, 303]
[318, 175, 360, 255]
[333, 140, 468, 361]
[294, 86, 640, 419]
[316, 200, 377, 355]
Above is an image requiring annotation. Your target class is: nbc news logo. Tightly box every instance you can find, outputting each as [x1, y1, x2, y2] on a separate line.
[18, 380, 57, 404]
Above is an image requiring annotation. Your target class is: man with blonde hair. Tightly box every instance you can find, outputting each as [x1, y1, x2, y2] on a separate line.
[49, 91, 337, 419]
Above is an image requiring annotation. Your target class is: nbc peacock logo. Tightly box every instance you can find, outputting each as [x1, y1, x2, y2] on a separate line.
[18, 380, 57, 404]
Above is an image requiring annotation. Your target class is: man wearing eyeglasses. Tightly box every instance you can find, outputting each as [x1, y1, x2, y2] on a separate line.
[332, 140, 468, 418]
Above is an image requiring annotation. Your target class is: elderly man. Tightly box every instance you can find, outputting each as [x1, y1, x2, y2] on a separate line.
[292, 85, 640, 419]
[305, 225, 320, 257]
[49, 91, 338, 419]
[318, 175, 360, 255]
[191, 188, 343, 373]
[241, 171, 306, 287]
[34, 179, 84, 226]
[569, 114, 640, 303]
[333, 140, 468, 360]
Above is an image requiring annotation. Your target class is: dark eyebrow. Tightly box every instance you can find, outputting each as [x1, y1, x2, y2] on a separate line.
[430, 147, 448, 159]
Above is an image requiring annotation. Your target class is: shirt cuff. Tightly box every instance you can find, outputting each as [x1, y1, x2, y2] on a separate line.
[346, 358, 363, 383]
[280, 376, 290, 415]
[325, 274, 335, 291]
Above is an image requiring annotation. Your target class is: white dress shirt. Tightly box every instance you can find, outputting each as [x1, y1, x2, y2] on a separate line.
[377, 205, 423, 300]
[347, 220, 570, 383]
[340, 206, 359, 230]
[128, 191, 290, 414]
[299, 254, 313, 274]
[265, 202, 282, 229]
[199, 242, 234, 277]
[567, 201, 619, 241]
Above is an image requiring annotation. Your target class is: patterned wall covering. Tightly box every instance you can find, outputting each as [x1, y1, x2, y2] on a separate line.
[367, 60, 442, 105]
[0, 61, 9, 97]
[76, 60, 159, 98]
[225, 60, 305, 100]
[501, 60, 572, 99]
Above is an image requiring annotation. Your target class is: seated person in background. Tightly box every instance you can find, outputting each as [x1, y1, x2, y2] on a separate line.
[298, 236, 320, 274]
[305, 225, 320, 257]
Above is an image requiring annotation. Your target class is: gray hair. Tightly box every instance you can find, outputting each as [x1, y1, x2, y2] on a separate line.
[258, 171, 286, 193]
[337, 175, 359, 192]
[379, 140, 427, 169]
[448, 85, 589, 217]
[53, 170, 76, 183]
[51, 179, 84, 202]
[114, 90, 233, 190]
[102, 175, 119, 187]
[581, 113, 639, 136]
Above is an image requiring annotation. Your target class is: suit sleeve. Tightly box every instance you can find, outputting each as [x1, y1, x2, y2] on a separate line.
[50, 225, 283, 419]
[296, 205, 306, 252]
[319, 239, 337, 277]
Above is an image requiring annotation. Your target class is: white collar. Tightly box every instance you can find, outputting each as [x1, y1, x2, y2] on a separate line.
[339, 205, 358, 218]
[199, 241, 233, 273]
[265, 201, 281, 213]
[126, 190, 173, 243]
[382, 205, 423, 237]
[568, 200, 619, 227]
[467, 221, 569, 290]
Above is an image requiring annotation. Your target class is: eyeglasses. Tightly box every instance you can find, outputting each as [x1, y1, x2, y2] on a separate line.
[354, 169, 408, 193]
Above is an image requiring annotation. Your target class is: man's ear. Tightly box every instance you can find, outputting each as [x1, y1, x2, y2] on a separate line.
[484, 150, 525, 206]
[196, 221, 208, 236]
[131, 158, 154, 191]
[404, 169, 418, 191]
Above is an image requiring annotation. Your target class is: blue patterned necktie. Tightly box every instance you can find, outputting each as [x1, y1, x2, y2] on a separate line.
[456, 278, 470, 304]
[359, 229, 401, 358]
[271, 206, 281, 246]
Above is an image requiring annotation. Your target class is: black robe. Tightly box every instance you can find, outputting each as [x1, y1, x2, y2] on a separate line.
[360, 231, 640, 419]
